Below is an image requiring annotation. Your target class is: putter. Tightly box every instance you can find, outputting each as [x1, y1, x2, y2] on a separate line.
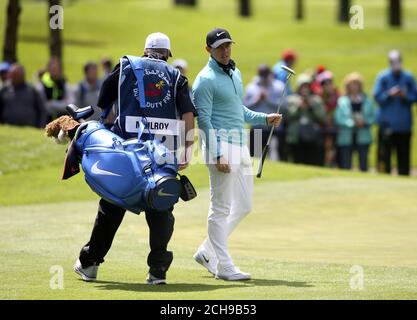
[256, 65, 296, 178]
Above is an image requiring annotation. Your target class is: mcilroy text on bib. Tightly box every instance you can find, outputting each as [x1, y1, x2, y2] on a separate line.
[125, 116, 184, 136]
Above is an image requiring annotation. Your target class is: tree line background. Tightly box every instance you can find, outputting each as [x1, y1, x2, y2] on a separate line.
[2, 0, 404, 64]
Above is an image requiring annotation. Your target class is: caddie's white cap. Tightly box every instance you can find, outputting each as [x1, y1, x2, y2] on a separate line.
[144, 32, 172, 57]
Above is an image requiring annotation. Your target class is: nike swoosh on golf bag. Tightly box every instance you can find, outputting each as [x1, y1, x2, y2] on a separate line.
[72, 121, 183, 214]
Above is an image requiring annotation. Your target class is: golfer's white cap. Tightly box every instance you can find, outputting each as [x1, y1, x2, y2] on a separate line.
[144, 32, 172, 56]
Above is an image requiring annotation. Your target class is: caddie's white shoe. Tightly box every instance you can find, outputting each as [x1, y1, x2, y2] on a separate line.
[146, 273, 166, 285]
[74, 259, 98, 282]
[215, 264, 251, 281]
[193, 250, 217, 275]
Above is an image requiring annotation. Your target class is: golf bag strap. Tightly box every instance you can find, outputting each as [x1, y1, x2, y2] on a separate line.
[143, 163, 156, 189]
[100, 105, 112, 121]
[125, 55, 153, 141]
[125, 56, 158, 190]
[125, 55, 146, 109]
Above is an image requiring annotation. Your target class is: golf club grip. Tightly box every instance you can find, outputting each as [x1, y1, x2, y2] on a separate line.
[256, 144, 270, 178]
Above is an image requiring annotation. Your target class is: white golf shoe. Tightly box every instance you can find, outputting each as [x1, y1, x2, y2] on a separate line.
[193, 250, 217, 275]
[215, 264, 251, 281]
[73, 259, 99, 282]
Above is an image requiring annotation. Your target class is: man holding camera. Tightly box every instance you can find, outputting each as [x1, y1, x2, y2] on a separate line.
[374, 50, 417, 176]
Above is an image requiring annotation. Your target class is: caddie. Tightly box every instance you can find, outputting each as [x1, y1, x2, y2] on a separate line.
[74, 32, 197, 285]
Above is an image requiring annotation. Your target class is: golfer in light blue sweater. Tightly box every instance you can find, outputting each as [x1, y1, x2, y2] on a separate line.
[192, 28, 282, 281]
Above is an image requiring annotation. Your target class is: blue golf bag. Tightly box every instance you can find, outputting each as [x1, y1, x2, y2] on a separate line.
[61, 55, 196, 214]
[71, 120, 182, 214]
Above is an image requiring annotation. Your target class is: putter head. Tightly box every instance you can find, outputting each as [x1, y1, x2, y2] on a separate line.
[281, 65, 296, 76]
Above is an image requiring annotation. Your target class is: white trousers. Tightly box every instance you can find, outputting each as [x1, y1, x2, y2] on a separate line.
[199, 142, 254, 267]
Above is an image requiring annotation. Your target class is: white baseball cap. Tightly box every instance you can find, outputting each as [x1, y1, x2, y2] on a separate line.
[388, 49, 402, 72]
[144, 32, 172, 57]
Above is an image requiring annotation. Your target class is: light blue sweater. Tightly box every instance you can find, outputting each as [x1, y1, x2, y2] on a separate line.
[334, 95, 376, 146]
[192, 57, 268, 158]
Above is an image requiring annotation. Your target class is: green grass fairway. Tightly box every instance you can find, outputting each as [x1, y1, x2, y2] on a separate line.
[1, 172, 417, 299]
[1, 0, 417, 300]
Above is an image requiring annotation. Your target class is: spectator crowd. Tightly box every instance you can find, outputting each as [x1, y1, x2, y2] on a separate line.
[1, 49, 416, 176]
[245, 49, 417, 176]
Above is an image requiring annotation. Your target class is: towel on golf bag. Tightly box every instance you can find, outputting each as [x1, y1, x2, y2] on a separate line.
[70, 120, 182, 214]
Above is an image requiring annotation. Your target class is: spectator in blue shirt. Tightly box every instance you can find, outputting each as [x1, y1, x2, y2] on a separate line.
[244, 64, 285, 159]
[272, 49, 297, 95]
[373, 50, 417, 176]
